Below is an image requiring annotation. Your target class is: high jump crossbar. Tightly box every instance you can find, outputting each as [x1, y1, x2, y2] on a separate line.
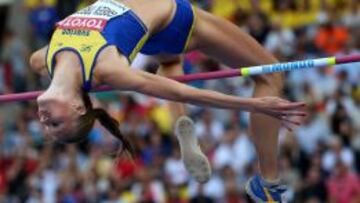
[0, 54, 359, 103]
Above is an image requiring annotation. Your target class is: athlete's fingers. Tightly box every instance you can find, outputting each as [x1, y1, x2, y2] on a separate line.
[281, 121, 293, 132]
[274, 102, 306, 110]
[260, 109, 304, 128]
[264, 109, 306, 118]
[281, 111, 307, 117]
[280, 116, 302, 126]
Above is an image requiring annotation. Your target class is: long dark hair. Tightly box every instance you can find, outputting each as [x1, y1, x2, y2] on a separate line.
[64, 91, 134, 156]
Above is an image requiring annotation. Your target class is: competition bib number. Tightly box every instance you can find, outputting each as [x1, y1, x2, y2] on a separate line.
[56, 0, 130, 31]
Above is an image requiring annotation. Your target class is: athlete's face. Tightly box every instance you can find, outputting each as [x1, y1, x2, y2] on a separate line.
[37, 95, 81, 140]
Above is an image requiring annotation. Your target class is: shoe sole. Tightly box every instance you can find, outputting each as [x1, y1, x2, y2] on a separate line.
[175, 116, 211, 183]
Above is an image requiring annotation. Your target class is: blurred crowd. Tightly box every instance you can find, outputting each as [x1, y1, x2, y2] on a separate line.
[0, 0, 360, 202]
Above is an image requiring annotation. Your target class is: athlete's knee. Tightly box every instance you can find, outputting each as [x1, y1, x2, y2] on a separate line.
[253, 72, 284, 95]
[157, 56, 184, 76]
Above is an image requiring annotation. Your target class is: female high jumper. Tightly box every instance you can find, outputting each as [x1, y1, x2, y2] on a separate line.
[29, 0, 305, 202]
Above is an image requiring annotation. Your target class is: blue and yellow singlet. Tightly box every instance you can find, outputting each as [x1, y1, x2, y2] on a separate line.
[46, 0, 195, 91]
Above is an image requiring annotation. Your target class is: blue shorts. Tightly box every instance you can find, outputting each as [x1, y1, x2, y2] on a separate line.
[140, 0, 195, 55]
[103, 0, 195, 60]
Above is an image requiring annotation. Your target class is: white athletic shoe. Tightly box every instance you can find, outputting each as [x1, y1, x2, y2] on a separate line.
[175, 116, 211, 183]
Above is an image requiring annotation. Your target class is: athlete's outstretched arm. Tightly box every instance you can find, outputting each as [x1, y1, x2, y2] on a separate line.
[99, 56, 305, 126]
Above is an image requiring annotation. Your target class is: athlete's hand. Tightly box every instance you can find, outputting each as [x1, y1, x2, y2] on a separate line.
[251, 97, 307, 131]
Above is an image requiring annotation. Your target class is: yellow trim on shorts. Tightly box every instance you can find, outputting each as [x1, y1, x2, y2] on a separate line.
[183, 5, 197, 52]
[129, 33, 149, 62]
[263, 188, 276, 202]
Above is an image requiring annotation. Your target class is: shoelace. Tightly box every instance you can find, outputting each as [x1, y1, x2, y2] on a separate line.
[268, 184, 287, 194]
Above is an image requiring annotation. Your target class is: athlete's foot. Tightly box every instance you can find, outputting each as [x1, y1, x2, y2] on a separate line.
[246, 174, 287, 203]
[175, 116, 211, 183]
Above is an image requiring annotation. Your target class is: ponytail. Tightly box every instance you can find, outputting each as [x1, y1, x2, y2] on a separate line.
[92, 108, 134, 156]
[66, 91, 134, 157]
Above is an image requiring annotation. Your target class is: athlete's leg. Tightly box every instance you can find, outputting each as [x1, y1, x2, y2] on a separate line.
[155, 55, 211, 183]
[189, 8, 286, 198]
[156, 56, 187, 118]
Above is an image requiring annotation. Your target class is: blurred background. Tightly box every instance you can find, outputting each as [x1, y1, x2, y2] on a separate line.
[0, 0, 359, 202]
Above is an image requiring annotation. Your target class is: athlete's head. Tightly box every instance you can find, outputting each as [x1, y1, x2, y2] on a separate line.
[37, 89, 133, 154]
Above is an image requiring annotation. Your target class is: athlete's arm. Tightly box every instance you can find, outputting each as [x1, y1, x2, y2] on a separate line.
[137, 68, 252, 109]
[99, 57, 305, 123]
[29, 46, 48, 76]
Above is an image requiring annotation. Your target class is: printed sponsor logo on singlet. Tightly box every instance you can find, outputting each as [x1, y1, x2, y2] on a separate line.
[57, 17, 107, 31]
